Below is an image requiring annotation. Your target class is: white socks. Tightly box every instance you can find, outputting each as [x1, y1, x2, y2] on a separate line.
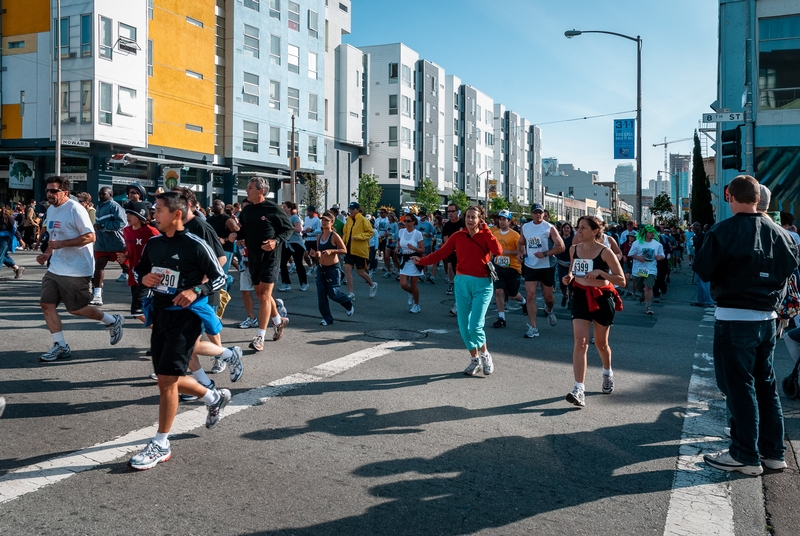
[603, 367, 613, 377]
[272, 315, 282, 327]
[192, 368, 211, 386]
[201, 388, 219, 405]
[574, 381, 585, 391]
[93, 287, 102, 297]
[154, 432, 169, 448]
[498, 312, 505, 319]
[101, 313, 116, 325]
[257, 328, 267, 338]
[52, 331, 66, 346]
[220, 348, 233, 360]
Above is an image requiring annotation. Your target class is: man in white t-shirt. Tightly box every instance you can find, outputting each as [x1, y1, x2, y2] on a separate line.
[37, 177, 124, 362]
[628, 224, 665, 315]
[517, 203, 565, 338]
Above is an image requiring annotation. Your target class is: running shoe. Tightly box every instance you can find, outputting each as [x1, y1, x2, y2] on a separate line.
[547, 309, 557, 327]
[210, 358, 227, 374]
[493, 318, 506, 328]
[446, 283, 454, 295]
[653, 297, 660, 303]
[762, 458, 788, 470]
[149, 373, 158, 381]
[273, 317, 289, 341]
[320, 319, 331, 326]
[369, 282, 378, 298]
[107, 314, 125, 345]
[90, 295, 103, 306]
[449, 306, 457, 316]
[703, 451, 763, 476]
[410, 304, 421, 314]
[39, 343, 72, 362]
[300, 283, 309, 291]
[602, 374, 614, 394]
[524, 326, 539, 338]
[428, 276, 436, 284]
[129, 440, 171, 470]
[481, 353, 494, 375]
[288, 263, 296, 273]
[347, 306, 355, 316]
[382, 271, 393, 278]
[464, 357, 483, 376]
[206, 388, 232, 429]
[0, 396, 4, 418]
[276, 298, 288, 318]
[180, 380, 214, 403]
[278, 284, 292, 292]
[250, 335, 265, 352]
[408, 293, 414, 306]
[238, 317, 257, 329]
[14, 266, 25, 279]
[645, 306, 654, 315]
[347, 292, 356, 301]
[566, 386, 585, 408]
[116, 273, 128, 283]
[226, 346, 244, 382]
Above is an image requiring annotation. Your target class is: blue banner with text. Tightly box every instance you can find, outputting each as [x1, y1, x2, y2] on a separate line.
[614, 119, 635, 159]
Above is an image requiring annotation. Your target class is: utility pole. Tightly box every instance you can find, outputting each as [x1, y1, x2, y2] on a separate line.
[56, 0, 62, 175]
[290, 114, 296, 205]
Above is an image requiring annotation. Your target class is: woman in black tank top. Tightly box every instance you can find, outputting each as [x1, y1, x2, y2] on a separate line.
[560, 215, 625, 409]
[311, 211, 353, 326]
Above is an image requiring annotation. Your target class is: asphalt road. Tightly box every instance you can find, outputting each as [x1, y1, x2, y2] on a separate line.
[0, 252, 798, 535]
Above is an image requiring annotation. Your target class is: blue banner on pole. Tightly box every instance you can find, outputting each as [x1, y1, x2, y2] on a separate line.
[614, 119, 635, 159]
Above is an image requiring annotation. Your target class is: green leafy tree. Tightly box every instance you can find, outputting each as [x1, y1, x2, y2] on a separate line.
[416, 179, 441, 214]
[301, 173, 328, 211]
[489, 195, 508, 213]
[690, 131, 715, 226]
[353, 173, 382, 216]
[650, 192, 674, 224]
[449, 188, 470, 212]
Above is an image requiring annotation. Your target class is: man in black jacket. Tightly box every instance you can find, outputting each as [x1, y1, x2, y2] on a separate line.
[694, 175, 799, 476]
[233, 177, 294, 350]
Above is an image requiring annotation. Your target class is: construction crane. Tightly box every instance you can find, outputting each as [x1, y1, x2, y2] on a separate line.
[653, 137, 693, 218]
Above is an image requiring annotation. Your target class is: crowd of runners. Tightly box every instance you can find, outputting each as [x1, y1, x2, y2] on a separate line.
[3, 174, 799, 475]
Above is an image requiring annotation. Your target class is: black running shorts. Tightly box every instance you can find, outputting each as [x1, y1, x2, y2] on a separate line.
[150, 308, 203, 376]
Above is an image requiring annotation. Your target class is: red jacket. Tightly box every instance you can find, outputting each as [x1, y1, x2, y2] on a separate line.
[417, 225, 502, 278]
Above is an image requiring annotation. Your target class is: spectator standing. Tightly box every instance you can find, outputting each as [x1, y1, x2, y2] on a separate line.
[91, 187, 128, 304]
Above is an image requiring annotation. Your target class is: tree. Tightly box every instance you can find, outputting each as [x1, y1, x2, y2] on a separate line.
[301, 173, 328, 211]
[416, 179, 441, 214]
[489, 195, 508, 213]
[650, 192, 674, 224]
[353, 173, 382, 216]
[449, 189, 470, 212]
[690, 131, 715, 226]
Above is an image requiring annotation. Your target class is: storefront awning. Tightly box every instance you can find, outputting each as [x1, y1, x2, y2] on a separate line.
[109, 153, 230, 172]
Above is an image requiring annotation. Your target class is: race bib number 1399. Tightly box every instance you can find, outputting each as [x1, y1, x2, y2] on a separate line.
[152, 267, 180, 294]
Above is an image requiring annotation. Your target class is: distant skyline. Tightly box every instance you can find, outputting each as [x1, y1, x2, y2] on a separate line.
[343, 0, 718, 187]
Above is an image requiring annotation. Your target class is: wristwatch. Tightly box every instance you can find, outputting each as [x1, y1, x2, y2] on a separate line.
[193, 286, 203, 296]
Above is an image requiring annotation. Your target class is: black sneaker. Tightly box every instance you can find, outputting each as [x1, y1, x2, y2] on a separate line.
[493, 317, 506, 328]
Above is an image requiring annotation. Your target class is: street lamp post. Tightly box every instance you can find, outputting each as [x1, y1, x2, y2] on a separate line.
[565, 29, 642, 224]
[479, 170, 492, 207]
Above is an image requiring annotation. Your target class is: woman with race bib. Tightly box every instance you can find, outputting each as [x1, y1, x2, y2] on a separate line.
[628, 224, 665, 316]
[561, 215, 625, 408]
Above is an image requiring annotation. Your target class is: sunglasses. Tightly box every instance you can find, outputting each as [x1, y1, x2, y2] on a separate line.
[46, 188, 64, 194]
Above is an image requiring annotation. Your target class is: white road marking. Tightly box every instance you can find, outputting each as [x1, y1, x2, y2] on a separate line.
[0, 340, 412, 506]
[663, 311, 743, 536]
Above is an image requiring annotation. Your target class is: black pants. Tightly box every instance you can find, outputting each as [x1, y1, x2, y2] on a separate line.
[654, 258, 670, 297]
[280, 243, 308, 285]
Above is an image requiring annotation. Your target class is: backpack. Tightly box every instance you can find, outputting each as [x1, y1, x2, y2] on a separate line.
[779, 270, 800, 321]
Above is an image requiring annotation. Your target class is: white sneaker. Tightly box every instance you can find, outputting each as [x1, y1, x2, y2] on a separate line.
[369, 282, 378, 298]
[481, 352, 494, 375]
[449, 306, 457, 316]
[408, 293, 414, 306]
[238, 317, 257, 329]
[347, 306, 355, 316]
[566, 385, 585, 407]
[116, 273, 128, 283]
[703, 451, 763, 476]
[90, 293, 103, 306]
[278, 284, 292, 292]
[300, 283, 309, 291]
[347, 292, 356, 301]
[410, 304, 421, 314]
[524, 326, 539, 338]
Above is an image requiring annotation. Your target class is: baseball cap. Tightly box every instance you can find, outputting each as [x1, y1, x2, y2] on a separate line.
[348, 201, 360, 210]
[497, 209, 512, 220]
[124, 201, 150, 222]
[531, 203, 544, 213]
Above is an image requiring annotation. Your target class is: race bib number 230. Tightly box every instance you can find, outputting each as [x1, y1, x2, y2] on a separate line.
[152, 267, 181, 294]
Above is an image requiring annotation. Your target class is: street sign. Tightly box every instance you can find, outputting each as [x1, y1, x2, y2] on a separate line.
[61, 138, 90, 148]
[641, 195, 653, 207]
[702, 112, 744, 123]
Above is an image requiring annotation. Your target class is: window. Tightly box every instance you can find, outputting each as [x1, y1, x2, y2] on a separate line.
[401, 95, 412, 117]
[308, 136, 318, 162]
[244, 25, 259, 58]
[401, 64, 411, 87]
[425, 102, 431, 123]
[453, 92, 458, 109]
[270, 35, 281, 64]
[81, 80, 92, 123]
[81, 15, 92, 57]
[60, 82, 69, 123]
[99, 16, 112, 59]
[388, 62, 398, 84]
[425, 162, 431, 178]
[453, 118, 458, 135]
[308, 10, 319, 38]
[431, 135, 437, 155]
[8, 41, 24, 49]
[288, 1, 300, 31]
[389, 158, 398, 179]
[243, 73, 259, 105]
[118, 86, 136, 116]
[288, 87, 299, 116]
[454, 145, 459, 162]
[59, 17, 69, 58]
[389, 94, 398, 115]
[148, 0, 154, 19]
[269, 126, 280, 156]
[485, 132, 494, 146]
[146, 98, 153, 134]
[431, 75, 437, 95]
[308, 51, 318, 79]
[476, 104, 482, 122]
[288, 44, 299, 73]
[308, 93, 318, 120]
[99, 82, 112, 124]
[243, 121, 259, 153]
[269, 0, 279, 18]
[269, 80, 280, 109]
[401, 127, 411, 148]
[759, 15, 800, 110]
[339, 2, 348, 13]
[186, 16, 203, 28]
[186, 70, 203, 80]
[389, 126, 398, 147]
[147, 40, 153, 76]
[119, 23, 137, 42]
[186, 124, 203, 132]
[401, 159, 411, 180]
[244, 0, 260, 12]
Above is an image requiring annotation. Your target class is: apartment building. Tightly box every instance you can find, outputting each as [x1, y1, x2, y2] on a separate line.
[415, 59, 446, 197]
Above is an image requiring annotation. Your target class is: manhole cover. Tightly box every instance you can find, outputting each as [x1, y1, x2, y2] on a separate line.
[365, 329, 427, 341]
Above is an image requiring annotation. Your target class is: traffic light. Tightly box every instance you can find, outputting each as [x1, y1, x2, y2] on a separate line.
[721, 125, 743, 171]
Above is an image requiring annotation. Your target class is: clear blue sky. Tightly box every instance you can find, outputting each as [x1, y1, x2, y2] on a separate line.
[344, 0, 718, 189]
